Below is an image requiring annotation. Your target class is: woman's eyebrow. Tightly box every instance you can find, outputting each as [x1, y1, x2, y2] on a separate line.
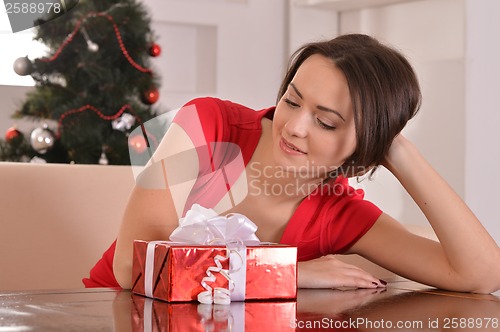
[289, 83, 346, 122]
[317, 105, 345, 122]
[289, 83, 303, 99]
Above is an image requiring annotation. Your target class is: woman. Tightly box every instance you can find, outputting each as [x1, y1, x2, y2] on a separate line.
[83, 34, 500, 293]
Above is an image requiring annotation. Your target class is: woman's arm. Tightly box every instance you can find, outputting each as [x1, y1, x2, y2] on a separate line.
[351, 135, 500, 293]
[113, 123, 199, 289]
[113, 186, 179, 289]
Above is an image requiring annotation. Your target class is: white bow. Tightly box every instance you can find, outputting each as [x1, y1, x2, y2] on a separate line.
[169, 204, 260, 246]
[169, 204, 260, 304]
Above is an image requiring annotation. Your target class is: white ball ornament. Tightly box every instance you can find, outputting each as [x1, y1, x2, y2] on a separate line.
[30, 126, 56, 154]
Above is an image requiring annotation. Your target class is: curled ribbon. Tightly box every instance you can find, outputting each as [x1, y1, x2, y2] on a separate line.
[169, 204, 260, 304]
[197, 254, 231, 305]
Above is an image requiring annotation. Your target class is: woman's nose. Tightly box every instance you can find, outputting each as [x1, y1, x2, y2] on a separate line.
[284, 110, 309, 138]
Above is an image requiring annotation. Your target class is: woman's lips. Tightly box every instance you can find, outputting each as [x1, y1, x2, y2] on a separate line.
[280, 137, 306, 155]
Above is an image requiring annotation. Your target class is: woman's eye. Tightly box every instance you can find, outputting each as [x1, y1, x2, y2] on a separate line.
[284, 98, 300, 108]
[317, 118, 336, 130]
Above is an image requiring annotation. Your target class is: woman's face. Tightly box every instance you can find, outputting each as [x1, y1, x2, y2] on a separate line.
[272, 54, 357, 179]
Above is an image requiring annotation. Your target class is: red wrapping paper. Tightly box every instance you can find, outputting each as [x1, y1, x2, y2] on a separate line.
[131, 294, 296, 332]
[131, 240, 297, 302]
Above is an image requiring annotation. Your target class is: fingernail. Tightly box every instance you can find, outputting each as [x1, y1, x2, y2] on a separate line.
[379, 279, 387, 286]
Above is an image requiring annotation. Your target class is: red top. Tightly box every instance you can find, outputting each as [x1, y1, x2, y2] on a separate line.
[82, 97, 382, 288]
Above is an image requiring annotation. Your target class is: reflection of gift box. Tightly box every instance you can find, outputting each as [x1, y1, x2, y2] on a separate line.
[131, 294, 296, 332]
[131, 240, 297, 302]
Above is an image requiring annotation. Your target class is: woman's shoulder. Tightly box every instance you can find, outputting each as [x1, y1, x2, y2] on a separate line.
[313, 178, 383, 253]
[182, 96, 253, 113]
[182, 96, 274, 128]
[184, 97, 274, 117]
[313, 177, 381, 214]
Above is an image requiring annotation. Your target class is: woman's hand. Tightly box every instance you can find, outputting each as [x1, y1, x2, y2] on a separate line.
[382, 133, 409, 173]
[297, 255, 386, 289]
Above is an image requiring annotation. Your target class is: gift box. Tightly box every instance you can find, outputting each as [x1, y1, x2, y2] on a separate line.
[131, 294, 297, 332]
[131, 240, 297, 302]
[131, 204, 297, 303]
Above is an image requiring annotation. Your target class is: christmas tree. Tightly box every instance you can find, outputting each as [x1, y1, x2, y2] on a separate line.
[1, 0, 161, 165]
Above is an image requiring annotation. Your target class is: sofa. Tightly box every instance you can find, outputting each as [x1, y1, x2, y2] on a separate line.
[0, 162, 134, 290]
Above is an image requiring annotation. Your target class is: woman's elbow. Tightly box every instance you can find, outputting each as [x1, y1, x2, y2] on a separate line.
[458, 271, 500, 294]
[469, 277, 500, 294]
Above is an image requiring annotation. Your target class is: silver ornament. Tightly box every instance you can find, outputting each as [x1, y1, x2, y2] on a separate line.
[30, 126, 55, 154]
[13, 56, 34, 76]
[112, 113, 136, 132]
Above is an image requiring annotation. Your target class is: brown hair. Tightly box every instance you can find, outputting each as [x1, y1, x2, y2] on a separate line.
[277, 34, 422, 177]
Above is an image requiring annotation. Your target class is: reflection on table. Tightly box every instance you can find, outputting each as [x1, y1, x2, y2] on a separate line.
[1, 281, 499, 331]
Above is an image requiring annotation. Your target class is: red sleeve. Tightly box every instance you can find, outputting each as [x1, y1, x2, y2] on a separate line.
[280, 177, 382, 261]
[321, 196, 382, 254]
[82, 240, 121, 288]
[176, 97, 265, 161]
[173, 98, 230, 214]
[175, 97, 226, 148]
[174, 97, 260, 215]
[319, 179, 382, 254]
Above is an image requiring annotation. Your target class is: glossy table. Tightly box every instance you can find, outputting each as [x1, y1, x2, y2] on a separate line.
[1, 281, 499, 331]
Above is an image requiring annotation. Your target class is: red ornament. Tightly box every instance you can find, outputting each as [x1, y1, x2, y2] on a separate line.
[148, 43, 161, 57]
[141, 87, 159, 105]
[129, 134, 148, 154]
[5, 126, 23, 144]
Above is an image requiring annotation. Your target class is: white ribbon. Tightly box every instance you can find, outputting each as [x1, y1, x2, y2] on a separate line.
[144, 240, 170, 298]
[169, 204, 260, 304]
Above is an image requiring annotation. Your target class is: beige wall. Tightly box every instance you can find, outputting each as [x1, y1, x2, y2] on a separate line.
[141, 0, 288, 111]
[464, 0, 500, 244]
